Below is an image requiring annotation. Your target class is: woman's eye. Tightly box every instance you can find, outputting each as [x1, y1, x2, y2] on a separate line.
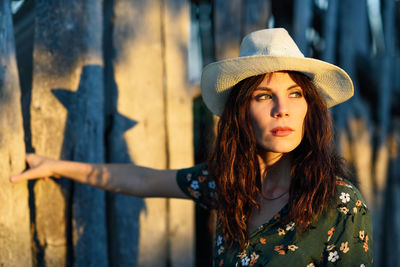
[289, 91, 303, 98]
[255, 93, 272, 100]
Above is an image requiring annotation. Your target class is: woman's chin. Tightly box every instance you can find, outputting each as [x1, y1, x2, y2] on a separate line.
[258, 144, 299, 154]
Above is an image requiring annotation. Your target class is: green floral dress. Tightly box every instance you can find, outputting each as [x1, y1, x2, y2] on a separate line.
[176, 164, 373, 267]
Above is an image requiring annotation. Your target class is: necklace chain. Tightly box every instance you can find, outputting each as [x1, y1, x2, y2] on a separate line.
[262, 191, 288, 201]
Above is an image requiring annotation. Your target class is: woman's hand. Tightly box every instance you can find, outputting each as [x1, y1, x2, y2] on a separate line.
[10, 153, 60, 183]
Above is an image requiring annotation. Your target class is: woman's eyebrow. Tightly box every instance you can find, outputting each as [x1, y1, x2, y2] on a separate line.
[255, 84, 301, 91]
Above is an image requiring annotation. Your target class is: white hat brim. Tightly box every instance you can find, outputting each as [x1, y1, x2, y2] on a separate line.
[201, 55, 354, 116]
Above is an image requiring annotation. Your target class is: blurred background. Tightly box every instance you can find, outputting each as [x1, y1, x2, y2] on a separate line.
[0, 0, 399, 266]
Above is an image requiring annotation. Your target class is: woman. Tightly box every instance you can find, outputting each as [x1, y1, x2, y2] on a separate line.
[11, 28, 373, 266]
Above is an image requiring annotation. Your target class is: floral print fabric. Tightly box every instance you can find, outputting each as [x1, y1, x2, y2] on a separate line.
[176, 164, 373, 266]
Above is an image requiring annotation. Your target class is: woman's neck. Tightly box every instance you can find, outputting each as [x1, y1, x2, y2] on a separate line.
[258, 152, 292, 195]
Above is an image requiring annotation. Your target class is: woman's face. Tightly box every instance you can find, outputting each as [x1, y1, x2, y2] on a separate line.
[249, 72, 308, 154]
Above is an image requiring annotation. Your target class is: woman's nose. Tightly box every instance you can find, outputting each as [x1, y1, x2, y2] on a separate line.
[271, 98, 289, 118]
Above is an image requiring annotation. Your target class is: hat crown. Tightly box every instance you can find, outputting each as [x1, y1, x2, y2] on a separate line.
[239, 28, 304, 58]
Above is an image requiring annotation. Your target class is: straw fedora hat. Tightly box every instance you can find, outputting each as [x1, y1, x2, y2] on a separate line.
[201, 28, 353, 116]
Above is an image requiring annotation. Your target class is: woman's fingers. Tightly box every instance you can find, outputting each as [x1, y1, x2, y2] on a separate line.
[10, 168, 48, 183]
[10, 171, 33, 183]
[9, 153, 55, 183]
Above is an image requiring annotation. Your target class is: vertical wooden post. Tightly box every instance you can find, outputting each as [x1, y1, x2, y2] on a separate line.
[322, 0, 339, 64]
[70, 70, 108, 267]
[31, 0, 105, 265]
[335, 0, 378, 262]
[108, 0, 168, 266]
[374, 0, 395, 203]
[335, 0, 374, 206]
[0, 1, 32, 266]
[242, 0, 271, 36]
[385, 120, 400, 266]
[163, 0, 195, 266]
[214, 0, 243, 60]
[293, 0, 313, 55]
[198, 2, 214, 66]
[374, 0, 396, 265]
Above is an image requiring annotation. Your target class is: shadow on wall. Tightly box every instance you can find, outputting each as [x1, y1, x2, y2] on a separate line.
[103, 1, 148, 264]
[22, 63, 143, 265]
[54, 64, 143, 265]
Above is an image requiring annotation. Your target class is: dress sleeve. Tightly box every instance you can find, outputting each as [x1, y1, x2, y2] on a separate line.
[323, 179, 373, 266]
[176, 163, 218, 209]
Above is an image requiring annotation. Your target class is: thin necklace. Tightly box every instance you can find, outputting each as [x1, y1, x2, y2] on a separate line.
[262, 191, 288, 201]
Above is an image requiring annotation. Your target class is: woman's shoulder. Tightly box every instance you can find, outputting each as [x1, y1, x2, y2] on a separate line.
[176, 163, 218, 209]
[316, 177, 374, 266]
[333, 177, 369, 213]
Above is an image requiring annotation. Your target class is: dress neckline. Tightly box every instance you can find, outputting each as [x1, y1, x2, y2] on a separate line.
[248, 202, 290, 238]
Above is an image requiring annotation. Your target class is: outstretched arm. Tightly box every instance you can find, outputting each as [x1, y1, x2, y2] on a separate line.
[10, 153, 187, 199]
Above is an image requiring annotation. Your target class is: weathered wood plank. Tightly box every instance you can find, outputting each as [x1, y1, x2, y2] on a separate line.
[293, 0, 313, 55]
[0, 1, 32, 266]
[373, 0, 396, 265]
[242, 0, 271, 36]
[322, 0, 339, 63]
[374, 0, 395, 200]
[69, 65, 108, 266]
[108, 0, 168, 266]
[335, 0, 379, 263]
[385, 120, 400, 266]
[31, 1, 105, 265]
[335, 0, 374, 206]
[59, 1, 109, 266]
[198, 2, 214, 66]
[214, 0, 243, 60]
[163, 0, 195, 266]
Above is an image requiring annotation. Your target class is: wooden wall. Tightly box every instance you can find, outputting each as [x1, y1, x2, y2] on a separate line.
[6, 0, 194, 266]
[0, 1, 31, 266]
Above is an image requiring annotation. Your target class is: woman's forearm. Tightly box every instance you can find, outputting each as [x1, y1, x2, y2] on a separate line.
[55, 161, 181, 197]
[11, 154, 185, 198]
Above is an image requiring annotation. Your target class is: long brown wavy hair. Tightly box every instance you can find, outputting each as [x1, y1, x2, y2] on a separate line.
[208, 71, 348, 249]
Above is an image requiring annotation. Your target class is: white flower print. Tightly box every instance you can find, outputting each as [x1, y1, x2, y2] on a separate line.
[186, 173, 192, 181]
[277, 228, 286, 236]
[190, 180, 199, 190]
[217, 246, 224, 255]
[339, 192, 350, 203]
[359, 230, 365, 241]
[328, 251, 339, 262]
[208, 181, 216, 189]
[285, 221, 295, 231]
[306, 263, 315, 267]
[241, 256, 250, 266]
[216, 235, 223, 246]
[202, 169, 209, 175]
[339, 207, 349, 214]
[360, 264, 365, 267]
[250, 252, 259, 260]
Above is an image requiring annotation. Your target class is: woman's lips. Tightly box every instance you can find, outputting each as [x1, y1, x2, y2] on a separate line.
[270, 127, 294, 137]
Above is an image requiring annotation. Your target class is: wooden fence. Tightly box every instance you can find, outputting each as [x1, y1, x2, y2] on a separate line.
[1, 0, 399, 266]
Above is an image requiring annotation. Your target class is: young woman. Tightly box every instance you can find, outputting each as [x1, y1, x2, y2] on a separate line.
[11, 28, 373, 266]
